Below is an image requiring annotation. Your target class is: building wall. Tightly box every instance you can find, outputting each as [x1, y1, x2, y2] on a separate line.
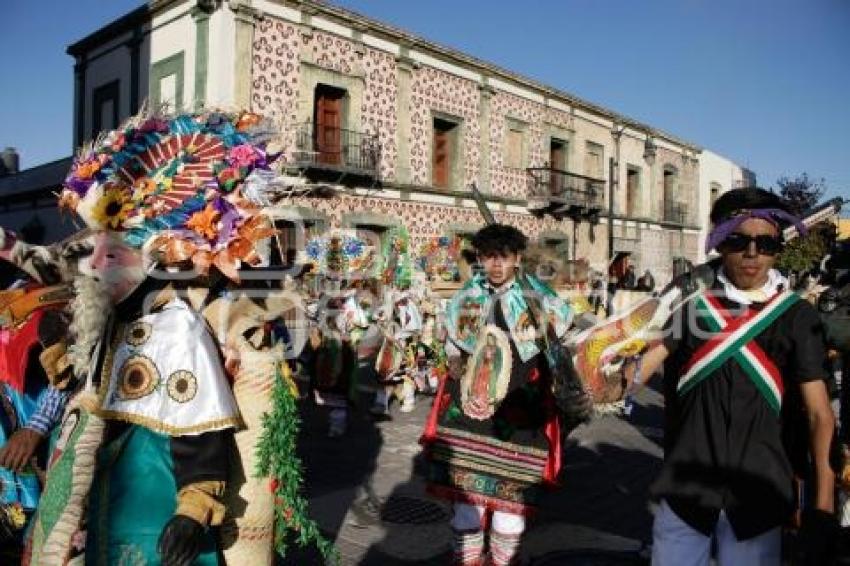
[60, 0, 749, 287]
[81, 33, 134, 141]
[697, 149, 751, 261]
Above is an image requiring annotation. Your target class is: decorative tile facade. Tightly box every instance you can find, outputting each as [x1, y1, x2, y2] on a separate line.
[249, 14, 702, 284]
[408, 66, 480, 187]
[489, 92, 547, 199]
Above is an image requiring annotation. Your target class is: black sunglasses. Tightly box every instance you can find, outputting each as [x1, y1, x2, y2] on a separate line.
[720, 232, 783, 255]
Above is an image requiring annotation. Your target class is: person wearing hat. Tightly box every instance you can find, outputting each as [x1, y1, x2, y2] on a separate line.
[421, 223, 574, 566]
[19, 110, 300, 565]
[624, 188, 835, 565]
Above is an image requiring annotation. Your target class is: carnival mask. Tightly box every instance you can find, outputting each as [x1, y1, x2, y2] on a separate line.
[77, 231, 146, 304]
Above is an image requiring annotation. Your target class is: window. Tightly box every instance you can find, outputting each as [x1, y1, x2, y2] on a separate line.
[663, 167, 679, 222]
[433, 117, 458, 189]
[709, 182, 721, 210]
[150, 52, 185, 111]
[314, 84, 347, 165]
[626, 166, 640, 218]
[543, 237, 569, 257]
[504, 120, 526, 169]
[584, 142, 604, 179]
[92, 80, 119, 138]
[549, 139, 567, 170]
[268, 220, 320, 268]
[355, 223, 388, 252]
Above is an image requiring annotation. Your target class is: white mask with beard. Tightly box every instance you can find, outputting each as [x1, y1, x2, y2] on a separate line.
[76, 231, 147, 305]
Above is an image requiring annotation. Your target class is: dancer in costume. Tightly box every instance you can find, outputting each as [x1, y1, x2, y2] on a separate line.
[22, 109, 331, 565]
[303, 231, 373, 434]
[623, 188, 835, 565]
[373, 289, 423, 415]
[421, 224, 573, 566]
[311, 281, 369, 437]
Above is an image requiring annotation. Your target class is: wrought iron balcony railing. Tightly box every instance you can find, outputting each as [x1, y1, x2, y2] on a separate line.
[526, 167, 605, 221]
[663, 202, 688, 225]
[290, 122, 380, 180]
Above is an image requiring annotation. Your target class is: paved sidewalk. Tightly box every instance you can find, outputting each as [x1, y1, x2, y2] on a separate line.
[282, 374, 664, 565]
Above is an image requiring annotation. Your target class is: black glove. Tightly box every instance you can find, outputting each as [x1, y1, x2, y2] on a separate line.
[157, 514, 206, 566]
[799, 508, 838, 566]
[37, 309, 69, 348]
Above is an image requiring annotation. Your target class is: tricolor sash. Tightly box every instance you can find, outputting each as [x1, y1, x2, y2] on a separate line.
[678, 290, 800, 413]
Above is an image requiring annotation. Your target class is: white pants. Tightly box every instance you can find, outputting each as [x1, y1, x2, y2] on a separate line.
[451, 502, 525, 534]
[652, 500, 781, 566]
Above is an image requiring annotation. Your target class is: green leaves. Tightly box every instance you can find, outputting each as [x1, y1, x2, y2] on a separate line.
[255, 363, 338, 563]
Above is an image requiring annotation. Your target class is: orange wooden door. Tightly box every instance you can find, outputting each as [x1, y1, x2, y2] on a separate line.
[315, 87, 343, 165]
[549, 141, 565, 194]
[433, 128, 450, 188]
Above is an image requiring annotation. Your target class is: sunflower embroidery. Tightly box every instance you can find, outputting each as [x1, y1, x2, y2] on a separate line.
[125, 321, 152, 346]
[117, 355, 160, 400]
[92, 186, 134, 230]
[167, 370, 198, 403]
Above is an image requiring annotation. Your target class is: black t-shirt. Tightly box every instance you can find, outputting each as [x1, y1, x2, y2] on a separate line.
[652, 282, 829, 540]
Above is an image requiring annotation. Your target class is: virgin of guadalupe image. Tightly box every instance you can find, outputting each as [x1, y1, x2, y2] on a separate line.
[461, 325, 512, 420]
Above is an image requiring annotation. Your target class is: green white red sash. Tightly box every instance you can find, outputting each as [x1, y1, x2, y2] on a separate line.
[677, 290, 800, 413]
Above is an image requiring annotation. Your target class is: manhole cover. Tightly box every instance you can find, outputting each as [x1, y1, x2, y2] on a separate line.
[380, 495, 449, 525]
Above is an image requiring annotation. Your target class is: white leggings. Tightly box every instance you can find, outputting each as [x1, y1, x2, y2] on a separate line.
[451, 502, 525, 534]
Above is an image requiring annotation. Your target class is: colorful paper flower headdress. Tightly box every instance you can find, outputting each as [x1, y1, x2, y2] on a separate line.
[59, 109, 280, 280]
[304, 231, 375, 279]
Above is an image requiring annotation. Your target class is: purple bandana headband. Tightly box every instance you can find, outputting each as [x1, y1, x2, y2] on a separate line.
[705, 208, 807, 254]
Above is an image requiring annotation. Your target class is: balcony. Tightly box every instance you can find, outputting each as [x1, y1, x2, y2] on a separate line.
[663, 202, 688, 225]
[288, 122, 381, 186]
[526, 167, 605, 222]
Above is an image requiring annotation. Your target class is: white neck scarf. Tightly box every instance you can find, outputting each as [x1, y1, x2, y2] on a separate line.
[717, 267, 788, 305]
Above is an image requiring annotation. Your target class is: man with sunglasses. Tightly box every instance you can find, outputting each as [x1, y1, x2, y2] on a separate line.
[628, 188, 835, 565]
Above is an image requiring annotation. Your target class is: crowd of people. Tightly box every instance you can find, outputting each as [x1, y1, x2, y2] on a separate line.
[0, 106, 847, 566]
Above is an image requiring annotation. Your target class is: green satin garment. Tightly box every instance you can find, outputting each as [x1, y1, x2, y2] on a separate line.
[445, 273, 573, 362]
[86, 425, 219, 566]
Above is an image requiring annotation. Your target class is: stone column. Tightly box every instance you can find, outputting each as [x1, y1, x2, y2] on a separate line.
[231, 0, 261, 109]
[191, 3, 214, 110]
[394, 50, 417, 185]
[478, 79, 497, 192]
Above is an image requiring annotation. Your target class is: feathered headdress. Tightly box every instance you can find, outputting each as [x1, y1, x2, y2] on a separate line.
[58, 109, 280, 280]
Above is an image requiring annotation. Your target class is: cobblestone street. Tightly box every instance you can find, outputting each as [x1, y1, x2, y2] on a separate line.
[283, 372, 665, 565]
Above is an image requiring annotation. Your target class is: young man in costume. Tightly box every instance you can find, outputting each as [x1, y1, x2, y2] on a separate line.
[22, 110, 290, 565]
[626, 188, 835, 565]
[421, 223, 573, 566]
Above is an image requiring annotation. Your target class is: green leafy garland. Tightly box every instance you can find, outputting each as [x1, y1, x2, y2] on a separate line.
[255, 362, 338, 562]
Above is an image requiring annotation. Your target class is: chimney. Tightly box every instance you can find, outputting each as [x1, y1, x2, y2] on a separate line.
[0, 147, 20, 176]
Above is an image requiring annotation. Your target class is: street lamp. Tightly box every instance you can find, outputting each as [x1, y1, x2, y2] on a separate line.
[608, 124, 625, 268]
[643, 134, 657, 165]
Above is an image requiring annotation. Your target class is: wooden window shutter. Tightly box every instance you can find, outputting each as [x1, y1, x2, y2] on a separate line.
[433, 126, 450, 188]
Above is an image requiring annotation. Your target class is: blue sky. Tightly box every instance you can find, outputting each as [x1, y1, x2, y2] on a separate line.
[1, 0, 848, 206]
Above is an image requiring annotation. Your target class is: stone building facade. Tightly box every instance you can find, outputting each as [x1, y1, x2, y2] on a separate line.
[3, 0, 753, 284]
